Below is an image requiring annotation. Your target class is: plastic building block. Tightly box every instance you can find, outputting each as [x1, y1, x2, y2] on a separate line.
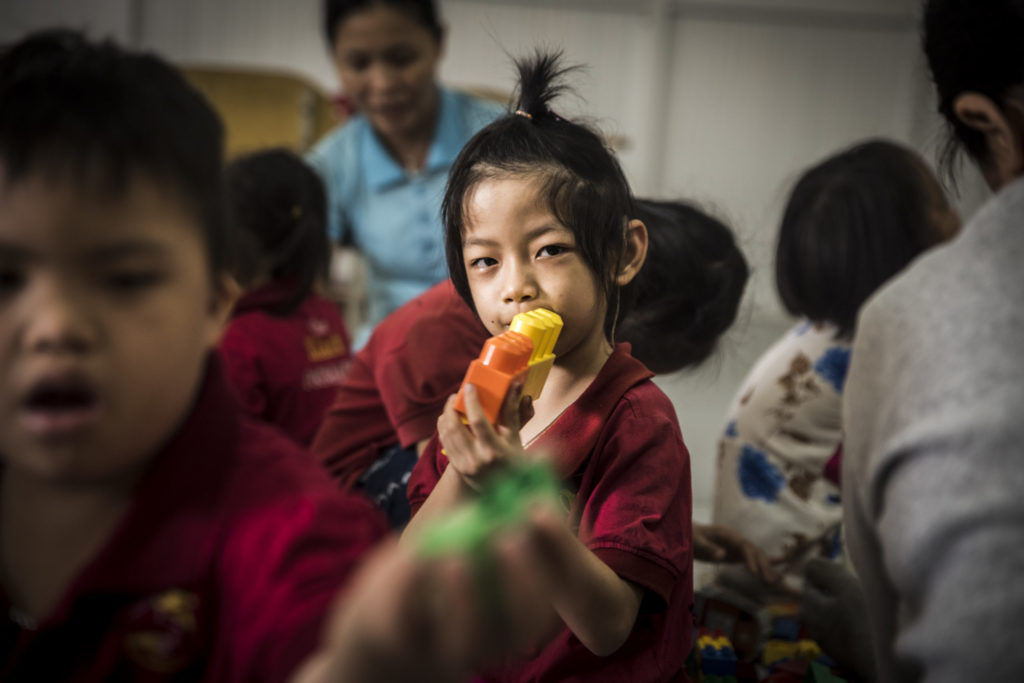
[510, 309, 563, 400]
[454, 330, 533, 424]
[696, 629, 738, 677]
[763, 640, 800, 667]
[454, 309, 563, 424]
[417, 460, 560, 558]
[763, 638, 825, 669]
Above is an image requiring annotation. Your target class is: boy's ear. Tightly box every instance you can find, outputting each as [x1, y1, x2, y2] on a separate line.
[203, 273, 240, 348]
[615, 219, 648, 287]
[953, 92, 1024, 190]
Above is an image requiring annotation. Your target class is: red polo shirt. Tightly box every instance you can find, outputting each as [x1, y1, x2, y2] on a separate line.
[219, 283, 352, 446]
[0, 358, 388, 682]
[312, 280, 488, 487]
[409, 344, 694, 682]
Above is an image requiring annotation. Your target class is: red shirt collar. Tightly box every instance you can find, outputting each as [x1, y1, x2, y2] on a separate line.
[532, 343, 653, 478]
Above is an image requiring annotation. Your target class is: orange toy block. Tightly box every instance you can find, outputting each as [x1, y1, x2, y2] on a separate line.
[454, 331, 533, 424]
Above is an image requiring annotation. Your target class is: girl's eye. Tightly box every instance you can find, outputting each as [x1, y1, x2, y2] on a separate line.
[468, 256, 497, 270]
[103, 271, 163, 292]
[538, 245, 569, 258]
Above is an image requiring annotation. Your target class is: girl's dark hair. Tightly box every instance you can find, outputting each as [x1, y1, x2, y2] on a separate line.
[923, 0, 1024, 184]
[224, 148, 330, 316]
[442, 51, 636, 335]
[323, 0, 442, 46]
[618, 199, 749, 374]
[0, 29, 226, 274]
[775, 139, 950, 338]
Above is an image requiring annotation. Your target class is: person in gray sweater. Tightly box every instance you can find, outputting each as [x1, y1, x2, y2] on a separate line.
[841, 0, 1024, 680]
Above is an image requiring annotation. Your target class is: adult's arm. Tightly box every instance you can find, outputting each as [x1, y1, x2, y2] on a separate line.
[843, 277, 1024, 683]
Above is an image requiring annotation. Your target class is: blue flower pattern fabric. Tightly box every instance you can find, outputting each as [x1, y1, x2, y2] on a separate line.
[738, 444, 787, 502]
[814, 347, 851, 394]
[712, 322, 850, 603]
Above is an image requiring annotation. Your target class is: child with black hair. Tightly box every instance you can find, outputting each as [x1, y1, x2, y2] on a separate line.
[403, 53, 694, 680]
[220, 148, 351, 446]
[711, 139, 958, 607]
[0, 30, 392, 681]
[621, 198, 749, 374]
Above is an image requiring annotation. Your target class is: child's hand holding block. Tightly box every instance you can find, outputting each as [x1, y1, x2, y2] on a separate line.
[454, 309, 563, 425]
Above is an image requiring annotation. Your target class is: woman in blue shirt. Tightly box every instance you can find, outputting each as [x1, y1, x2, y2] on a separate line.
[308, 0, 503, 345]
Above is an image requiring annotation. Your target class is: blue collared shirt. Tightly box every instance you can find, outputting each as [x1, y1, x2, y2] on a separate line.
[308, 87, 503, 346]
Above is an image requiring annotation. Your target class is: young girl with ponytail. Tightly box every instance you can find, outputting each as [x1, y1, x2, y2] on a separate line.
[404, 53, 695, 681]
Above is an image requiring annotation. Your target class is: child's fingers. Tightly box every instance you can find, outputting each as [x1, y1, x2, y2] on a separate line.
[498, 383, 525, 435]
[438, 396, 474, 462]
[519, 395, 535, 427]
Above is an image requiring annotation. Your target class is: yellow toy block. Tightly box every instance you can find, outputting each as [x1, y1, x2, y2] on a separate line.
[509, 309, 563, 400]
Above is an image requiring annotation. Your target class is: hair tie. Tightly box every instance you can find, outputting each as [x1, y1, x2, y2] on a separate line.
[514, 109, 533, 120]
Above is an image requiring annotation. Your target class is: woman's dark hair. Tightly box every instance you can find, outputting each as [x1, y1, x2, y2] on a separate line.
[775, 139, 950, 338]
[618, 199, 749, 374]
[323, 0, 442, 46]
[224, 148, 330, 316]
[923, 0, 1024, 184]
[442, 51, 636, 335]
[0, 29, 226, 274]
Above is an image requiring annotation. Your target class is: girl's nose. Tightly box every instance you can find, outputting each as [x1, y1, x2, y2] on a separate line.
[22, 280, 95, 354]
[501, 263, 538, 304]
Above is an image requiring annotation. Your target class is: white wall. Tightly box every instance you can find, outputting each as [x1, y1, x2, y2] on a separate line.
[0, 0, 989, 522]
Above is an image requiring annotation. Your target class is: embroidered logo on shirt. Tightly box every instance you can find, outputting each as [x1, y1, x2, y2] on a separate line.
[304, 333, 347, 362]
[122, 589, 201, 673]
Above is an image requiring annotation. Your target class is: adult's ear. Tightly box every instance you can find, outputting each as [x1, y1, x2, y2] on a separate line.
[615, 219, 648, 287]
[953, 92, 1024, 190]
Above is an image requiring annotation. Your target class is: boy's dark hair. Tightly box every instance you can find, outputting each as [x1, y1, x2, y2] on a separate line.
[224, 148, 331, 316]
[923, 0, 1024, 184]
[618, 199, 748, 374]
[323, 0, 442, 46]
[0, 29, 226, 274]
[775, 139, 949, 338]
[442, 51, 636, 335]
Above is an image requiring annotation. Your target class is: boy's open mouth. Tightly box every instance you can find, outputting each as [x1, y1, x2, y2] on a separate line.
[21, 378, 101, 437]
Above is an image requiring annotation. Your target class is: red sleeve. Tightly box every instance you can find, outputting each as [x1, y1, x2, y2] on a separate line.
[218, 321, 269, 420]
[406, 433, 446, 517]
[310, 353, 390, 489]
[377, 313, 485, 450]
[576, 387, 692, 608]
[217, 490, 388, 682]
